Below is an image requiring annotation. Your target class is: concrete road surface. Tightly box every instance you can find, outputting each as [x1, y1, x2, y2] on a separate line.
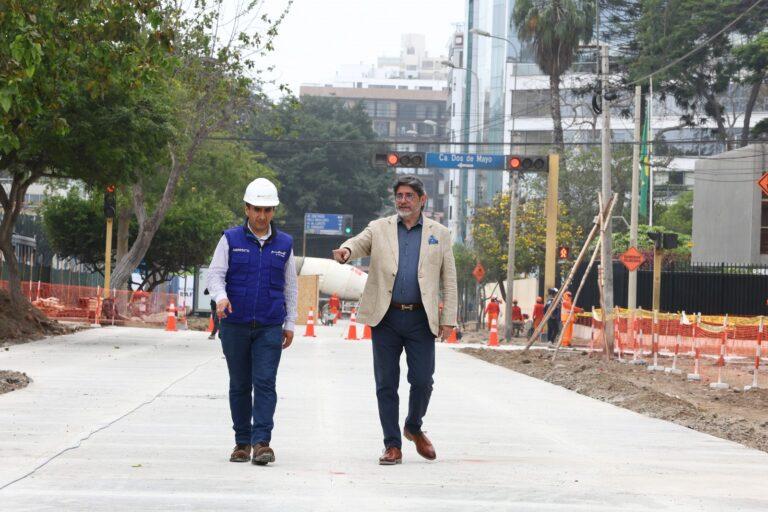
[1, 325, 767, 511]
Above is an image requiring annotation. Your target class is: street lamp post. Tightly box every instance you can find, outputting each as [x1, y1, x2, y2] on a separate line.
[470, 28, 522, 342]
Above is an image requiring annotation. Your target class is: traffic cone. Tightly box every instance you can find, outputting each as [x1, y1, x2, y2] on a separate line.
[165, 301, 177, 332]
[207, 314, 214, 333]
[303, 308, 317, 337]
[446, 328, 458, 344]
[345, 308, 358, 340]
[361, 324, 372, 340]
[488, 316, 499, 347]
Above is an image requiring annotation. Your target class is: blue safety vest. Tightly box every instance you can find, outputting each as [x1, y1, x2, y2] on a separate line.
[222, 222, 292, 326]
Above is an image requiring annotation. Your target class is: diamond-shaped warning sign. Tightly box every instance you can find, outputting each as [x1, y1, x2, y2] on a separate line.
[472, 262, 486, 283]
[758, 172, 768, 196]
[620, 246, 646, 272]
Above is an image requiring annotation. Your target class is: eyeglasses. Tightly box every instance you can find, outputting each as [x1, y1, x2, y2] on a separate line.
[395, 192, 418, 202]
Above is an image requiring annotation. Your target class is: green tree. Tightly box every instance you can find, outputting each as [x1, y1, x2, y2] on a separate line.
[512, 0, 595, 154]
[0, 0, 174, 305]
[108, 1, 293, 289]
[249, 96, 393, 250]
[657, 190, 693, 235]
[41, 188, 236, 290]
[40, 189, 108, 274]
[623, 0, 768, 148]
[472, 193, 583, 296]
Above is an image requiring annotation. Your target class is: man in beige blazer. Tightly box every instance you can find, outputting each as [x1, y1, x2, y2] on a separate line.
[332, 175, 457, 465]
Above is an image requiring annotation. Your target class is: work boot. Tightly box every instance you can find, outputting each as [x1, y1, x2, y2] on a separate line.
[252, 442, 275, 466]
[208, 334, 215, 340]
[378, 446, 402, 465]
[404, 427, 436, 460]
[230, 444, 251, 463]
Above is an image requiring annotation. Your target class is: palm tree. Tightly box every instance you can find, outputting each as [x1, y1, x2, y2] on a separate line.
[512, 0, 595, 154]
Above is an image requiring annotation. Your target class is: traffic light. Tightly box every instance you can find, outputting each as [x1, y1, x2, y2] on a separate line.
[103, 185, 116, 219]
[647, 232, 679, 250]
[373, 152, 425, 168]
[342, 214, 353, 235]
[506, 155, 548, 172]
[557, 246, 571, 260]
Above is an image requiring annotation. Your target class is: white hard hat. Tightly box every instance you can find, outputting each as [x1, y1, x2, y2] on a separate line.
[243, 178, 279, 207]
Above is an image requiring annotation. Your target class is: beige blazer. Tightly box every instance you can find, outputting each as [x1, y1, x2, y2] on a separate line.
[341, 215, 457, 336]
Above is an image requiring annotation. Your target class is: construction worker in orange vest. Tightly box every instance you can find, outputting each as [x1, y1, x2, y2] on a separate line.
[329, 292, 341, 324]
[484, 296, 500, 330]
[560, 291, 583, 347]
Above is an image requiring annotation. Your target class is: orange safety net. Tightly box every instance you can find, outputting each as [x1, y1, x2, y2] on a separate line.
[0, 280, 182, 325]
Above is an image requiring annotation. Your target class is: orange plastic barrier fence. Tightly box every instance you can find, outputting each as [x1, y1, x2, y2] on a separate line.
[1, 280, 181, 325]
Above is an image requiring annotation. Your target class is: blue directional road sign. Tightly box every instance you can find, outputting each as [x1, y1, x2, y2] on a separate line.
[304, 213, 347, 235]
[425, 152, 506, 170]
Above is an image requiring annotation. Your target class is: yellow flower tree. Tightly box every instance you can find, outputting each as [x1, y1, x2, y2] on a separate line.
[472, 193, 582, 298]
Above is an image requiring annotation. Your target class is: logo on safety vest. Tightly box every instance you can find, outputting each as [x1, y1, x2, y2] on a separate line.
[232, 248, 250, 253]
[271, 250, 287, 258]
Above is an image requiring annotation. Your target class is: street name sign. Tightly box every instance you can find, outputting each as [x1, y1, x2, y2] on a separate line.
[304, 213, 345, 235]
[620, 246, 646, 272]
[426, 152, 506, 170]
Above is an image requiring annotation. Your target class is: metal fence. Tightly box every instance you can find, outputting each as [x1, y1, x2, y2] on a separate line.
[571, 261, 768, 316]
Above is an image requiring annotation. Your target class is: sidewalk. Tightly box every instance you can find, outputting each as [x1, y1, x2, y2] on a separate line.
[1, 325, 767, 511]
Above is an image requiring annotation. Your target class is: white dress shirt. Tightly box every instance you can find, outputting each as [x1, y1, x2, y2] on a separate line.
[206, 224, 298, 332]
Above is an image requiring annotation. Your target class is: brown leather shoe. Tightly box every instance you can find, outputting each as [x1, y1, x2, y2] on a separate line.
[404, 427, 436, 460]
[230, 444, 251, 463]
[378, 446, 402, 465]
[252, 442, 275, 466]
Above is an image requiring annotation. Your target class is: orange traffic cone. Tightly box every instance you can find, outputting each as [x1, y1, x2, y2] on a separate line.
[361, 324, 372, 340]
[165, 301, 177, 332]
[488, 316, 499, 347]
[207, 314, 214, 333]
[345, 308, 358, 340]
[446, 328, 458, 344]
[303, 307, 317, 337]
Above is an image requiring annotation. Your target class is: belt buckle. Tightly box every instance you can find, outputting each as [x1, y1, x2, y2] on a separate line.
[402, 304, 413, 311]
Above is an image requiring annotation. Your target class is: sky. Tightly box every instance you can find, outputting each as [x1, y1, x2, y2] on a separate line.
[241, 0, 467, 96]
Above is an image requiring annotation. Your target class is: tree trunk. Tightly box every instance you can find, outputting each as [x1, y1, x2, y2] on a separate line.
[115, 203, 132, 274]
[706, 93, 731, 149]
[110, 132, 206, 289]
[0, 171, 39, 307]
[741, 76, 764, 148]
[549, 74, 566, 156]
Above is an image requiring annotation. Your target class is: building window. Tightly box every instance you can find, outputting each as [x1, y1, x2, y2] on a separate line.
[407, 47, 416, 55]
[668, 171, 684, 185]
[376, 101, 396, 117]
[373, 121, 390, 138]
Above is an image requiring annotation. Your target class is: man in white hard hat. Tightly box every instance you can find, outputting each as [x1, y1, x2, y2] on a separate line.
[206, 177, 297, 466]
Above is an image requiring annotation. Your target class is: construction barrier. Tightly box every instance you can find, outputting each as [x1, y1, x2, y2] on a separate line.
[1, 279, 183, 326]
[577, 308, 768, 390]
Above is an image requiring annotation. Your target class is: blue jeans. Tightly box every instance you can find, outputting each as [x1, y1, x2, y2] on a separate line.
[219, 322, 283, 446]
[371, 308, 435, 449]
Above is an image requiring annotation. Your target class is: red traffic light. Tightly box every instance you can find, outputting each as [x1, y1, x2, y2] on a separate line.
[387, 153, 399, 166]
[106, 185, 115, 193]
[506, 155, 549, 172]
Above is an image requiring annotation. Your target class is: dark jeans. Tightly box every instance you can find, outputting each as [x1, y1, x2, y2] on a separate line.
[371, 308, 435, 449]
[547, 319, 561, 343]
[219, 322, 283, 446]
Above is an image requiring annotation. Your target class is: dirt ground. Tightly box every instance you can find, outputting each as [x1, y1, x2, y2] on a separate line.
[0, 290, 74, 347]
[0, 370, 31, 395]
[460, 336, 768, 454]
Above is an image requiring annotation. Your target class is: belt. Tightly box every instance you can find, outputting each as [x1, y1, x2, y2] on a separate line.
[390, 302, 424, 311]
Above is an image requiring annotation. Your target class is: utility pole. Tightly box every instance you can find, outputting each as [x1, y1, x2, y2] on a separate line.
[628, 85, 641, 311]
[505, 168, 519, 341]
[543, 153, 560, 292]
[600, 43, 615, 354]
